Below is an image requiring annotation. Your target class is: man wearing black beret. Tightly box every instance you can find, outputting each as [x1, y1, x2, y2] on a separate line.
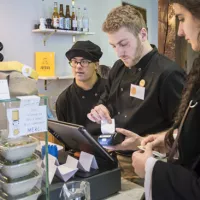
[56, 40, 106, 136]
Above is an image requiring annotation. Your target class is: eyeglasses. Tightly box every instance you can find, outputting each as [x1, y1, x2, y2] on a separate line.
[69, 59, 92, 68]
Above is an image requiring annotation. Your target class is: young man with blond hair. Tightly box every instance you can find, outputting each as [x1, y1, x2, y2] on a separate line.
[88, 5, 185, 183]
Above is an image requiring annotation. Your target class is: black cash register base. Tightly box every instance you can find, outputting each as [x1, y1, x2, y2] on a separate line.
[39, 120, 121, 200]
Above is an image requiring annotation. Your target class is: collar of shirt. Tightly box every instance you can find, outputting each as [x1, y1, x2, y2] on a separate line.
[134, 45, 157, 71]
[73, 74, 102, 96]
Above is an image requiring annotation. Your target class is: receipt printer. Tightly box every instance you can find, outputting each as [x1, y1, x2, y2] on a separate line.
[98, 132, 125, 146]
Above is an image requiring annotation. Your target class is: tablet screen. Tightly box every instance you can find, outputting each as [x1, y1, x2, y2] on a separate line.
[48, 119, 114, 162]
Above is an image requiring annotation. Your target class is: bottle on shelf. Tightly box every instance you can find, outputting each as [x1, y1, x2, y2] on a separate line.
[82, 7, 89, 32]
[77, 7, 83, 32]
[71, 6, 77, 31]
[52, 2, 59, 29]
[65, 5, 72, 30]
[59, 4, 65, 29]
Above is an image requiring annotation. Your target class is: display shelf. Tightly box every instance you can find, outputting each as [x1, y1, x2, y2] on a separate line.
[38, 75, 74, 80]
[38, 76, 74, 90]
[0, 95, 48, 103]
[32, 29, 95, 35]
[32, 29, 95, 45]
[0, 96, 49, 200]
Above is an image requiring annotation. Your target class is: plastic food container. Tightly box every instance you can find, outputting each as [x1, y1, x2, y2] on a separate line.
[0, 187, 41, 200]
[0, 170, 42, 196]
[0, 154, 40, 179]
[0, 136, 39, 161]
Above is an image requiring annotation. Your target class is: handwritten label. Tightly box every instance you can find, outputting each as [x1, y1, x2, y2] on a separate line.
[7, 105, 47, 138]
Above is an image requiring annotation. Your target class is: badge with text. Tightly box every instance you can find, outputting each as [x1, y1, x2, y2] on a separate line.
[130, 84, 145, 100]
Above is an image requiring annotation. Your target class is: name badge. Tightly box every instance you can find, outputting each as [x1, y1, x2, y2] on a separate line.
[130, 84, 145, 100]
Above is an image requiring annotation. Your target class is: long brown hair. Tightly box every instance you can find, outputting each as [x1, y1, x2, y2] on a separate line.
[165, 0, 200, 148]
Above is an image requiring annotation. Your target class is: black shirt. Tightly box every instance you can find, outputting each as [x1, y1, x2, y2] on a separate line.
[152, 86, 200, 200]
[178, 88, 200, 169]
[56, 76, 106, 136]
[99, 47, 186, 136]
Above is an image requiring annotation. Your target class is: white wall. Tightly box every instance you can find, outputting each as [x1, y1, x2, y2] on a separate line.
[0, 0, 158, 96]
[123, 0, 158, 47]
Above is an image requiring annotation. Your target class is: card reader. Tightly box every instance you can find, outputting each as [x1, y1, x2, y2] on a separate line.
[98, 132, 125, 146]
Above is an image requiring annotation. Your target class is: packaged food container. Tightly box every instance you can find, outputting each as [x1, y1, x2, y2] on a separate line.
[0, 96, 49, 199]
[0, 136, 39, 161]
[0, 170, 42, 196]
[0, 187, 41, 200]
[0, 154, 39, 179]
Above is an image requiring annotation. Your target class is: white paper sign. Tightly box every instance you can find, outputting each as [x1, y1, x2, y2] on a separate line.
[65, 155, 78, 169]
[17, 95, 40, 108]
[7, 105, 47, 138]
[78, 151, 98, 172]
[43, 153, 59, 167]
[42, 154, 79, 183]
[130, 84, 145, 100]
[56, 165, 78, 182]
[0, 80, 10, 100]
[101, 118, 115, 134]
[44, 165, 57, 184]
[42, 166, 57, 184]
[42, 154, 59, 184]
[56, 155, 79, 182]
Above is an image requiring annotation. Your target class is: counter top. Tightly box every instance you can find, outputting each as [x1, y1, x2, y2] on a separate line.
[106, 178, 144, 200]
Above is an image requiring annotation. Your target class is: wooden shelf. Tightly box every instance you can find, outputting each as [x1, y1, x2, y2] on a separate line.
[32, 29, 95, 45]
[32, 29, 95, 35]
[38, 76, 74, 90]
[38, 75, 73, 80]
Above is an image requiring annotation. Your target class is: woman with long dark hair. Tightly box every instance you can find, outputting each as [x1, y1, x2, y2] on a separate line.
[132, 0, 200, 199]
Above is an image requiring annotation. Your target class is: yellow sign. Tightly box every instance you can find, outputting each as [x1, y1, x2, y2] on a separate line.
[35, 52, 55, 77]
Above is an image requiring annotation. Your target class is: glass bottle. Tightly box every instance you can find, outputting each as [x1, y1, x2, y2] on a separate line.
[71, 6, 77, 31]
[52, 2, 59, 29]
[59, 4, 65, 29]
[82, 7, 89, 32]
[77, 7, 83, 31]
[65, 5, 72, 30]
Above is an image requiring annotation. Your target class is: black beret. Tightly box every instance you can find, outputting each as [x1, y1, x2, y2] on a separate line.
[65, 40, 103, 62]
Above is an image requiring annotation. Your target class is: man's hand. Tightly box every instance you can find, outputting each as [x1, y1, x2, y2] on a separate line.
[87, 104, 112, 124]
[103, 128, 143, 151]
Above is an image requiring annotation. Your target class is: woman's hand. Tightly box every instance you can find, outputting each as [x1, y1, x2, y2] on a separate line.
[141, 132, 167, 153]
[132, 143, 153, 178]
